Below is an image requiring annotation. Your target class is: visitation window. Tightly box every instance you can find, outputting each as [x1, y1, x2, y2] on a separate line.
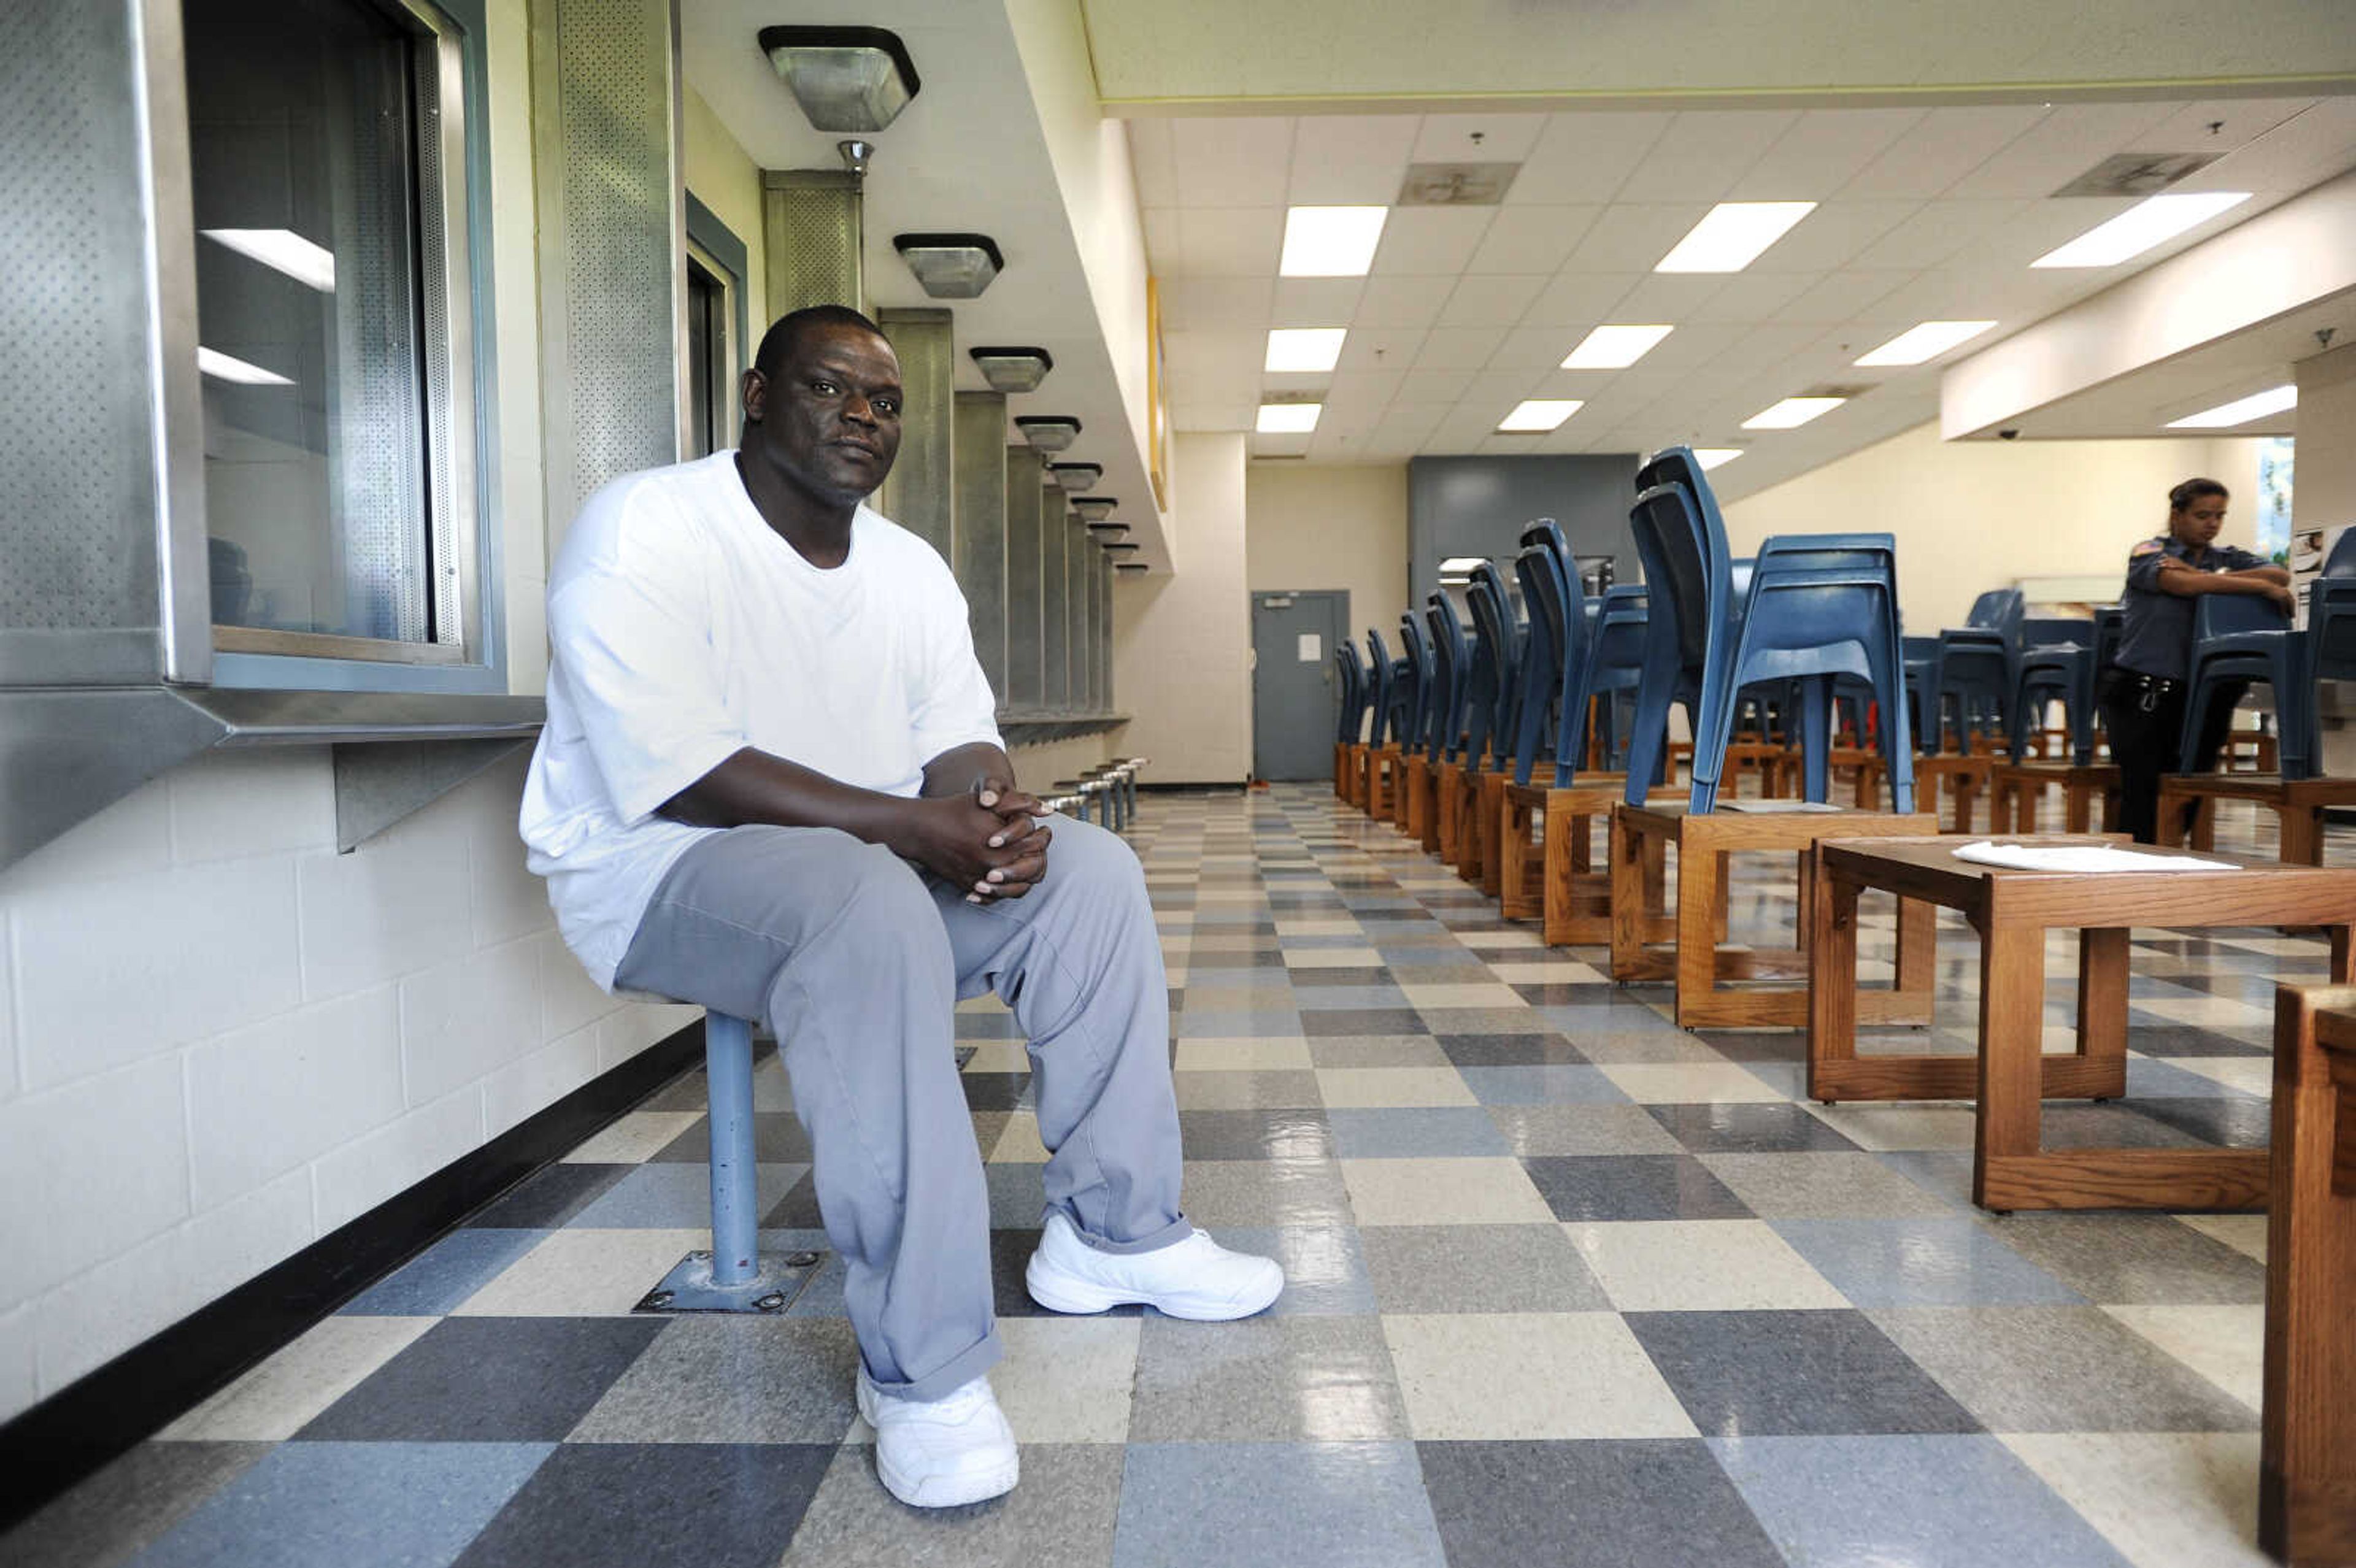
[684, 244, 737, 459]
[185, 0, 477, 666]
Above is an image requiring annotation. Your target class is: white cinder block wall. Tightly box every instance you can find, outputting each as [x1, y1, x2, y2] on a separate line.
[0, 748, 694, 1424]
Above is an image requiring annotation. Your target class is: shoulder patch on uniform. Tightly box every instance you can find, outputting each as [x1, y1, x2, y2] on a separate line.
[2130, 539, 2165, 558]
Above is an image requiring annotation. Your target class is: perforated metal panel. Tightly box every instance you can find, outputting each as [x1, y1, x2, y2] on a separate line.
[877, 308, 951, 558]
[0, 0, 162, 661]
[1004, 448, 1044, 709]
[1041, 485, 1068, 710]
[549, 0, 680, 509]
[763, 171, 864, 317]
[952, 392, 1008, 699]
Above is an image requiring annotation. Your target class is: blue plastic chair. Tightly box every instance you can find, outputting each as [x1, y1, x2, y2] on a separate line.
[1936, 588, 2023, 754]
[1621, 480, 1720, 808]
[2178, 593, 2312, 778]
[2010, 617, 2092, 763]
[1365, 629, 1401, 748]
[2307, 529, 2356, 701]
[1903, 636, 1943, 752]
[1464, 564, 1522, 779]
[1428, 591, 1475, 765]
[1580, 586, 1649, 772]
[1333, 641, 1368, 744]
[1399, 612, 1435, 760]
[1511, 528, 1585, 788]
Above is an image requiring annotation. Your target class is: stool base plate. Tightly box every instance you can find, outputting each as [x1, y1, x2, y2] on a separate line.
[636, 1249, 825, 1314]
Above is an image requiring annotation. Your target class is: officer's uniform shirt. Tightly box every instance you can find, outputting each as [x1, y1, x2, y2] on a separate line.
[2112, 535, 2269, 682]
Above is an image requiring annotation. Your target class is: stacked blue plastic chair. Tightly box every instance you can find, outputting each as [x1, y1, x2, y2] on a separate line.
[1334, 640, 1368, 745]
[1936, 588, 2023, 755]
[2307, 529, 2356, 701]
[1511, 521, 1587, 788]
[1585, 586, 1651, 772]
[1903, 636, 1942, 751]
[1399, 611, 1436, 760]
[1463, 564, 1521, 780]
[1365, 629, 1399, 748]
[2009, 617, 2092, 763]
[1428, 591, 1476, 766]
[2177, 593, 2313, 778]
[1620, 450, 1735, 808]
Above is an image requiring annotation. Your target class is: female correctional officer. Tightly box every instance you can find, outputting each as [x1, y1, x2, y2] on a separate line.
[2099, 477, 2295, 842]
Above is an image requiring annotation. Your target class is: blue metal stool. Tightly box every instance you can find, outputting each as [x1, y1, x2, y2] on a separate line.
[638, 1012, 822, 1313]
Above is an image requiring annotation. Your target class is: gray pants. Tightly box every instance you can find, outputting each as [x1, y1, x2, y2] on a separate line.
[613, 814, 1186, 1401]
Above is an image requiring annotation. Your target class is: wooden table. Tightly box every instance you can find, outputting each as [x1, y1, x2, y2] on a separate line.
[2159, 773, 2356, 866]
[1808, 836, 2356, 1212]
[2264, 986, 2356, 1567]
[1336, 742, 1366, 806]
[1496, 777, 1677, 944]
[1363, 743, 1400, 820]
[1402, 752, 1438, 849]
[1914, 753, 1993, 834]
[1989, 761, 2120, 834]
[1611, 802, 1939, 1028]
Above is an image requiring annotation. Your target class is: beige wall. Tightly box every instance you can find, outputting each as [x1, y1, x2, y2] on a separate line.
[1722, 422, 2265, 632]
[1113, 433, 1252, 783]
[2295, 340, 2356, 536]
[1244, 462, 1410, 645]
[682, 86, 767, 337]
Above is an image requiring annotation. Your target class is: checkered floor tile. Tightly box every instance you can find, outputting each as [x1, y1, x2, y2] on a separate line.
[10, 782, 2339, 1568]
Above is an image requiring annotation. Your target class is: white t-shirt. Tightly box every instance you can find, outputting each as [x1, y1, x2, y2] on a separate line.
[518, 450, 1003, 991]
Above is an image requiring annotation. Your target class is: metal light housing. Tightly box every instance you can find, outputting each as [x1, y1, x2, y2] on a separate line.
[1102, 542, 1140, 554]
[1076, 497, 1118, 522]
[1114, 561, 1149, 574]
[1049, 462, 1101, 492]
[757, 26, 920, 134]
[968, 345, 1052, 393]
[893, 233, 1003, 298]
[1014, 415, 1081, 452]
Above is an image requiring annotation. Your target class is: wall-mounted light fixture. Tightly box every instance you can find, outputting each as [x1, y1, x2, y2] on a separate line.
[757, 26, 920, 133]
[893, 233, 1002, 298]
[1085, 526, 1130, 543]
[968, 345, 1052, 393]
[1075, 497, 1118, 522]
[1103, 542, 1141, 553]
[1014, 415, 1080, 452]
[1114, 562, 1149, 574]
[1049, 462, 1102, 492]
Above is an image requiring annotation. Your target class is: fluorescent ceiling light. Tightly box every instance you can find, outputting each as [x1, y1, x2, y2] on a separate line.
[2165, 384, 2297, 429]
[198, 347, 291, 385]
[1265, 328, 1347, 372]
[1655, 202, 1815, 274]
[2031, 191, 2251, 268]
[202, 228, 334, 291]
[1693, 448, 1744, 470]
[1279, 207, 1388, 277]
[1498, 399, 1582, 432]
[1854, 320, 1998, 367]
[1742, 396, 1844, 429]
[1257, 402, 1322, 433]
[1562, 324, 1673, 369]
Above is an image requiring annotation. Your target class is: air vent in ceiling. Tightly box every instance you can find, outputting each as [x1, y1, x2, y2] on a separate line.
[1398, 161, 1521, 206]
[1806, 383, 1873, 400]
[2051, 152, 2220, 199]
[1253, 453, 1311, 461]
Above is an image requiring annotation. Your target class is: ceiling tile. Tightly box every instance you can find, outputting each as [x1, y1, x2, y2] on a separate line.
[1849, 199, 2034, 271]
[1271, 277, 1366, 326]
[1561, 204, 1711, 272]
[1142, 206, 1181, 272]
[1630, 321, 1751, 371]
[1397, 367, 1476, 402]
[1351, 275, 1456, 329]
[2141, 98, 2319, 155]
[1836, 105, 2046, 199]
[1941, 101, 2181, 198]
[1414, 326, 1508, 369]
[1260, 370, 1331, 397]
[1287, 114, 1421, 204]
[1159, 275, 1275, 331]
[1487, 325, 1578, 371]
[1178, 207, 1284, 275]
[1607, 273, 1727, 323]
[1410, 112, 1549, 164]
[1465, 206, 1602, 274]
[1169, 117, 1295, 207]
[1685, 270, 1815, 323]
[1751, 199, 1922, 272]
[1324, 367, 1405, 412]
[1127, 118, 1180, 208]
[1620, 109, 1801, 200]
[1507, 112, 1674, 205]
[1715, 322, 1831, 372]
[1436, 273, 1549, 328]
[2196, 98, 2356, 195]
[1374, 403, 1449, 443]
[1369, 206, 1498, 275]
[1728, 108, 1927, 199]
[1336, 323, 1427, 369]
[1171, 400, 1253, 432]
[1939, 196, 2135, 272]
[1770, 270, 1916, 325]
[1522, 272, 1641, 327]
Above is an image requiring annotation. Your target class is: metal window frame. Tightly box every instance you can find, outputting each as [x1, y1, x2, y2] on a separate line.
[202, 0, 509, 695]
[684, 190, 749, 455]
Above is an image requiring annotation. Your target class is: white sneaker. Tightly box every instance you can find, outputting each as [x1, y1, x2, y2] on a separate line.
[1025, 1212, 1285, 1320]
[855, 1369, 1019, 1508]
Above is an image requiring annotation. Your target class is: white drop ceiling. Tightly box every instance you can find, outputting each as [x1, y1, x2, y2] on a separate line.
[1129, 96, 2356, 498]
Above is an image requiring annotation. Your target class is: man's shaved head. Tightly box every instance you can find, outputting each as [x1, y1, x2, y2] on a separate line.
[753, 304, 888, 379]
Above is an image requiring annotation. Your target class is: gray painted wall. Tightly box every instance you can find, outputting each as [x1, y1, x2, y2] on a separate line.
[1406, 455, 1642, 615]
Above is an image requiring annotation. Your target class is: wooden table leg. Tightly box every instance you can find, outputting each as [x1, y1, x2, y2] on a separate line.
[1674, 829, 1722, 1026]
[1807, 864, 1861, 1101]
[2282, 802, 2325, 867]
[1974, 921, 2047, 1210]
[1955, 770, 1981, 834]
[2064, 782, 2093, 834]
[2259, 983, 2356, 1568]
[1895, 890, 1937, 1008]
[1611, 810, 1645, 980]
[2076, 926, 2130, 1099]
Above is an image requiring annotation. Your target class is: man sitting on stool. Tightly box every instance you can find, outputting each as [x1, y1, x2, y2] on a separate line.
[518, 305, 1282, 1508]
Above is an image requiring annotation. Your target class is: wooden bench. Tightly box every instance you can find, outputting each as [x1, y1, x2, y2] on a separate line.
[2264, 985, 2356, 1567]
[1807, 836, 2356, 1212]
[1610, 802, 1939, 1029]
[1363, 743, 1400, 820]
[1403, 751, 1439, 851]
[1913, 753, 1993, 833]
[1988, 760, 2120, 834]
[1495, 777, 1676, 945]
[1334, 740, 1363, 804]
[2158, 774, 2356, 866]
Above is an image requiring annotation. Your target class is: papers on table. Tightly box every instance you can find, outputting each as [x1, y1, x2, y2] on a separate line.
[1719, 800, 1844, 813]
[1951, 840, 2232, 874]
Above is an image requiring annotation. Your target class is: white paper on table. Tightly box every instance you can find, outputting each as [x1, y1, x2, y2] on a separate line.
[1297, 632, 1322, 662]
[1720, 799, 1844, 813]
[1951, 840, 2232, 873]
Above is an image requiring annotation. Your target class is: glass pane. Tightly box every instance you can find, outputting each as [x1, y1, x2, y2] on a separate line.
[186, 0, 432, 642]
[686, 258, 718, 459]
